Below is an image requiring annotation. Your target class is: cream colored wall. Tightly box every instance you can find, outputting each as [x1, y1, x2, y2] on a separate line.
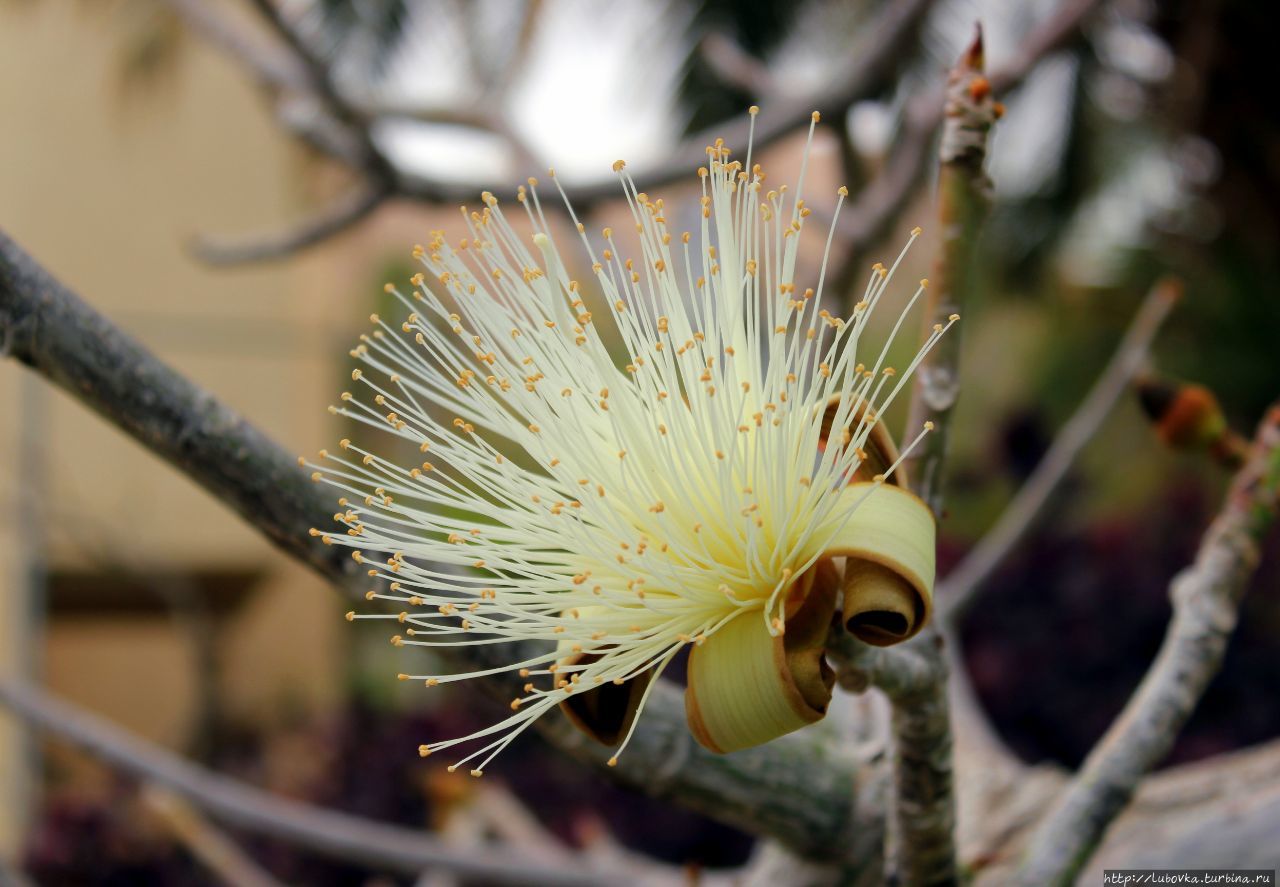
[0, 2, 356, 857]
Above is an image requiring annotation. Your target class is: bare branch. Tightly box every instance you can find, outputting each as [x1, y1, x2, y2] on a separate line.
[555, 0, 937, 209]
[0, 678, 609, 885]
[837, 0, 1105, 252]
[244, 0, 395, 180]
[160, 0, 307, 91]
[828, 629, 944, 699]
[142, 786, 287, 887]
[1013, 400, 1280, 885]
[700, 32, 777, 97]
[169, 0, 935, 261]
[191, 184, 391, 266]
[0, 229, 872, 862]
[486, 0, 544, 100]
[0, 228, 361, 588]
[875, 26, 1003, 886]
[938, 278, 1181, 624]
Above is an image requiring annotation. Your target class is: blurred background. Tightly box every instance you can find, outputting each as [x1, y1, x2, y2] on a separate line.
[0, 0, 1277, 883]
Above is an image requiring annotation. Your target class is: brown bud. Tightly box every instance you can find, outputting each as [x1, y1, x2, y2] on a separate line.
[1137, 376, 1245, 467]
[1137, 378, 1224, 449]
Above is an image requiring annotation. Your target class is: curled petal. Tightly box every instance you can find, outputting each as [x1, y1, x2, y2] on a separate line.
[684, 567, 838, 753]
[821, 395, 909, 488]
[560, 657, 655, 745]
[823, 483, 935, 646]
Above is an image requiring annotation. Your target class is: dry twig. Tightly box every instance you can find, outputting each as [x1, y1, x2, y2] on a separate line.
[142, 785, 287, 887]
[0, 678, 607, 885]
[939, 277, 1181, 624]
[1013, 400, 1280, 885]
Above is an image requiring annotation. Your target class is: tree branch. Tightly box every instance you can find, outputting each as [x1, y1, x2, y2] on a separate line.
[0, 228, 871, 861]
[1013, 400, 1280, 886]
[699, 32, 778, 97]
[0, 678, 608, 885]
[938, 277, 1181, 624]
[559, 0, 938, 208]
[828, 630, 944, 699]
[187, 0, 937, 219]
[191, 184, 391, 266]
[160, 0, 307, 92]
[836, 0, 1104, 253]
[876, 26, 1002, 887]
[142, 785, 287, 887]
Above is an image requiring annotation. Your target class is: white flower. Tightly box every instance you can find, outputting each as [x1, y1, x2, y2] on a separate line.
[306, 109, 952, 775]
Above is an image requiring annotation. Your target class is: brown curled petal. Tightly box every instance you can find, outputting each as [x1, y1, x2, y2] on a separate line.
[843, 558, 921, 646]
[820, 394, 908, 488]
[559, 657, 654, 746]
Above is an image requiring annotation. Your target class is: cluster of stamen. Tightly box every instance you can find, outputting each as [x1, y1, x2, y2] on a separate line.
[301, 108, 955, 775]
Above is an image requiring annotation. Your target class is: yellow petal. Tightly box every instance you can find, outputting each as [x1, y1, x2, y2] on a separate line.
[684, 565, 837, 753]
[822, 482, 935, 645]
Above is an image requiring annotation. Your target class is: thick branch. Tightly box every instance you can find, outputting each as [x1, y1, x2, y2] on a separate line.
[0, 678, 607, 885]
[828, 630, 944, 699]
[939, 278, 1181, 624]
[1013, 401, 1280, 886]
[0, 228, 361, 589]
[0, 229, 869, 860]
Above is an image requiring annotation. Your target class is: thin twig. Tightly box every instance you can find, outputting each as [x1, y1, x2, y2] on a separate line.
[0, 678, 609, 885]
[180, 0, 935, 264]
[143, 785, 287, 887]
[199, 0, 937, 214]
[0, 229, 871, 863]
[836, 0, 1105, 252]
[517, 0, 938, 209]
[160, 0, 307, 91]
[699, 32, 778, 96]
[485, 0, 544, 101]
[1013, 399, 1280, 886]
[470, 785, 576, 864]
[192, 184, 391, 266]
[939, 278, 1181, 624]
